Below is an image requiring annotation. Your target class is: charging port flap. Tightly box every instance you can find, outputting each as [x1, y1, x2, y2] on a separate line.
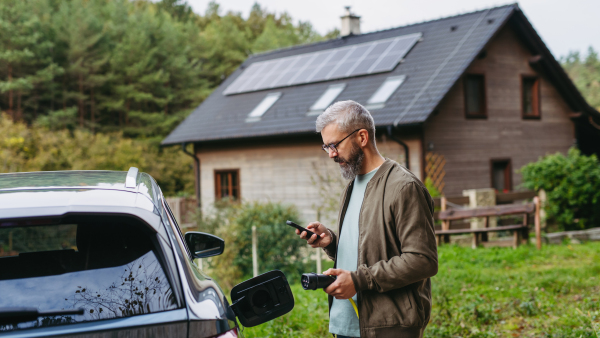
[230, 270, 294, 327]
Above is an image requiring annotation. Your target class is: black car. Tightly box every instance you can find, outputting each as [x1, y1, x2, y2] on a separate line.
[0, 168, 294, 337]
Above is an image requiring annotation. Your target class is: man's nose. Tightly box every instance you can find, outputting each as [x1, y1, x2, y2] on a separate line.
[328, 148, 337, 158]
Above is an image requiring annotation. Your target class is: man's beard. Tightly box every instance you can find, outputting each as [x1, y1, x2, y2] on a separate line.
[334, 141, 365, 180]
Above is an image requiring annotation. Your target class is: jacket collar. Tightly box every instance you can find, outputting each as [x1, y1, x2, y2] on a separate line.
[371, 158, 395, 182]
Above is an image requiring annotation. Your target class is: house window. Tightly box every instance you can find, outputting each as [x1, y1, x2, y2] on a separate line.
[522, 76, 540, 119]
[215, 170, 240, 201]
[491, 159, 512, 192]
[464, 74, 486, 118]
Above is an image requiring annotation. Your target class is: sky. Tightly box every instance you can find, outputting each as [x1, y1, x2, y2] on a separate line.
[187, 0, 600, 60]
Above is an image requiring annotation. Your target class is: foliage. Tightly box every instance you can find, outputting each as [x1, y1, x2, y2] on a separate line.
[0, 0, 334, 139]
[243, 243, 600, 337]
[520, 148, 600, 230]
[562, 47, 600, 111]
[425, 177, 442, 198]
[0, 114, 194, 196]
[193, 201, 311, 289]
[0, 0, 338, 194]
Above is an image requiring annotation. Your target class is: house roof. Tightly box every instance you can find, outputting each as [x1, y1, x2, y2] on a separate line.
[162, 4, 598, 146]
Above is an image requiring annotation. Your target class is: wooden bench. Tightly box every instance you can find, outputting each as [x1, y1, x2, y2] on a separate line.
[436, 197, 542, 249]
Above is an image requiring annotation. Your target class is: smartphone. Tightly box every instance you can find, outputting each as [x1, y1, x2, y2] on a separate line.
[286, 220, 321, 240]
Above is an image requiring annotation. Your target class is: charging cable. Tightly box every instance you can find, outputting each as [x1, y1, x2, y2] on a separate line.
[349, 298, 359, 318]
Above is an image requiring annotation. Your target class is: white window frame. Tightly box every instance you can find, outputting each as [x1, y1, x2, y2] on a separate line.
[246, 92, 282, 122]
[307, 83, 347, 116]
[365, 75, 406, 110]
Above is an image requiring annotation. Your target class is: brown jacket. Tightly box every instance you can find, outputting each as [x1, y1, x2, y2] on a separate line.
[323, 159, 438, 338]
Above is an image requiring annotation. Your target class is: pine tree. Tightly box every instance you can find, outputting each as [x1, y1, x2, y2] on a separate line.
[0, 0, 59, 121]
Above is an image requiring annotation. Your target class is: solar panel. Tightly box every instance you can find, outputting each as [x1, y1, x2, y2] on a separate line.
[223, 32, 421, 95]
[328, 44, 372, 79]
[252, 58, 289, 91]
[310, 48, 353, 83]
[291, 51, 333, 84]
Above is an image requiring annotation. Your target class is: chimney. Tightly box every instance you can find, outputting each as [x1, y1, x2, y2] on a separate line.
[340, 6, 360, 37]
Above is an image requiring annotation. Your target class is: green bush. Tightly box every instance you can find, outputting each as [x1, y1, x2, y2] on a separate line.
[0, 114, 194, 196]
[520, 148, 600, 230]
[424, 177, 441, 198]
[194, 201, 311, 289]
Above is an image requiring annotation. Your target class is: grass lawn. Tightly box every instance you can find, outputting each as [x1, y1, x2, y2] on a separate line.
[242, 242, 600, 338]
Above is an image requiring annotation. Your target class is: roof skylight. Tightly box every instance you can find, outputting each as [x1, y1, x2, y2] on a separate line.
[366, 75, 406, 110]
[246, 92, 281, 122]
[307, 83, 346, 115]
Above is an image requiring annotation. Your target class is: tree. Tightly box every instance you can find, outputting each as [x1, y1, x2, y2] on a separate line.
[0, 0, 59, 121]
[157, 0, 193, 22]
[562, 47, 600, 111]
[52, 0, 109, 128]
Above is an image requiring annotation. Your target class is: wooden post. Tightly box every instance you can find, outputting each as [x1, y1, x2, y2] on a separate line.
[481, 216, 489, 242]
[316, 246, 322, 274]
[252, 225, 258, 277]
[471, 232, 479, 249]
[512, 230, 520, 249]
[522, 212, 529, 245]
[534, 196, 542, 250]
[441, 196, 450, 243]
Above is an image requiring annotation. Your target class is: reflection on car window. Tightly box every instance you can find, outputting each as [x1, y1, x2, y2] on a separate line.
[0, 218, 178, 332]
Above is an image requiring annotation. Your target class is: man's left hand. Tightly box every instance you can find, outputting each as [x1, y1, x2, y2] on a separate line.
[323, 268, 356, 299]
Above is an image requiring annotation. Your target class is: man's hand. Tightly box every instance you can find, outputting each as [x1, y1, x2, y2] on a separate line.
[322, 268, 356, 299]
[295, 222, 332, 248]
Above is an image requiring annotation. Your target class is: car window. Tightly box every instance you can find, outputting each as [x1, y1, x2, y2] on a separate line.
[0, 216, 179, 332]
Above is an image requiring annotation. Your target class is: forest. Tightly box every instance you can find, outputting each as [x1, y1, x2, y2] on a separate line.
[0, 0, 598, 196]
[0, 0, 337, 195]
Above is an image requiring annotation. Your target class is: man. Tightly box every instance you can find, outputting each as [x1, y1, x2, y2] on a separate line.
[296, 100, 438, 338]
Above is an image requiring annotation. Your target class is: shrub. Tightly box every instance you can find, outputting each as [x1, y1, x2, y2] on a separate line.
[0, 114, 194, 196]
[520, 148, 600, 230]
[194, 201, 310, 289]
[424, 177, 441, 198]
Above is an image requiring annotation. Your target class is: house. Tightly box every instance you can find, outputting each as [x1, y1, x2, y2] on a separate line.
[162, 4, 600, 222]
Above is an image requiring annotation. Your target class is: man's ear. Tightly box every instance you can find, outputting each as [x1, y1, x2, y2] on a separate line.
[358, 129, 369, 147]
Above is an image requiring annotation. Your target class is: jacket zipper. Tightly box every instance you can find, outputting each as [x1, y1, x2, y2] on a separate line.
[356, 180, 374, 333]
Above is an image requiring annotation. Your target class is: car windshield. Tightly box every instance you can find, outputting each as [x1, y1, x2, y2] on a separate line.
[0, 216, 178, 332]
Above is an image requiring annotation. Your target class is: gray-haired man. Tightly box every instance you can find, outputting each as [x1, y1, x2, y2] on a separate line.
[296, 100, 438, 338]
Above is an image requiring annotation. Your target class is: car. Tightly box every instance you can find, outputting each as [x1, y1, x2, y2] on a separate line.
[0, 168, 294, 337]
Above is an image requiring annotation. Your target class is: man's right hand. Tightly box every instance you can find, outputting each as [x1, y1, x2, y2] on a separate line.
[295, 222, 332, 248]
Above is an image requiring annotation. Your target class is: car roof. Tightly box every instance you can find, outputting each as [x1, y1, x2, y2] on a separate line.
[0, 168, 165, 229]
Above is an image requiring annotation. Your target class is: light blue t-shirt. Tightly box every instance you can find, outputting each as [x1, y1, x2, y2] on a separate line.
[329, 167, 378, 337]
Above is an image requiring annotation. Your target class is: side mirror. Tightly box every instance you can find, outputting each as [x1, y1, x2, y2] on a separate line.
[230, 270, 294, 327]
[184, 232, 225, 258]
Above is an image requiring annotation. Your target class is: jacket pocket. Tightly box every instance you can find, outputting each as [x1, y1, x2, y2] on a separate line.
[361, 288, 422, 328]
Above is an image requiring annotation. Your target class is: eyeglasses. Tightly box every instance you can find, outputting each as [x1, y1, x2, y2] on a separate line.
[321, 129, 361, 154]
